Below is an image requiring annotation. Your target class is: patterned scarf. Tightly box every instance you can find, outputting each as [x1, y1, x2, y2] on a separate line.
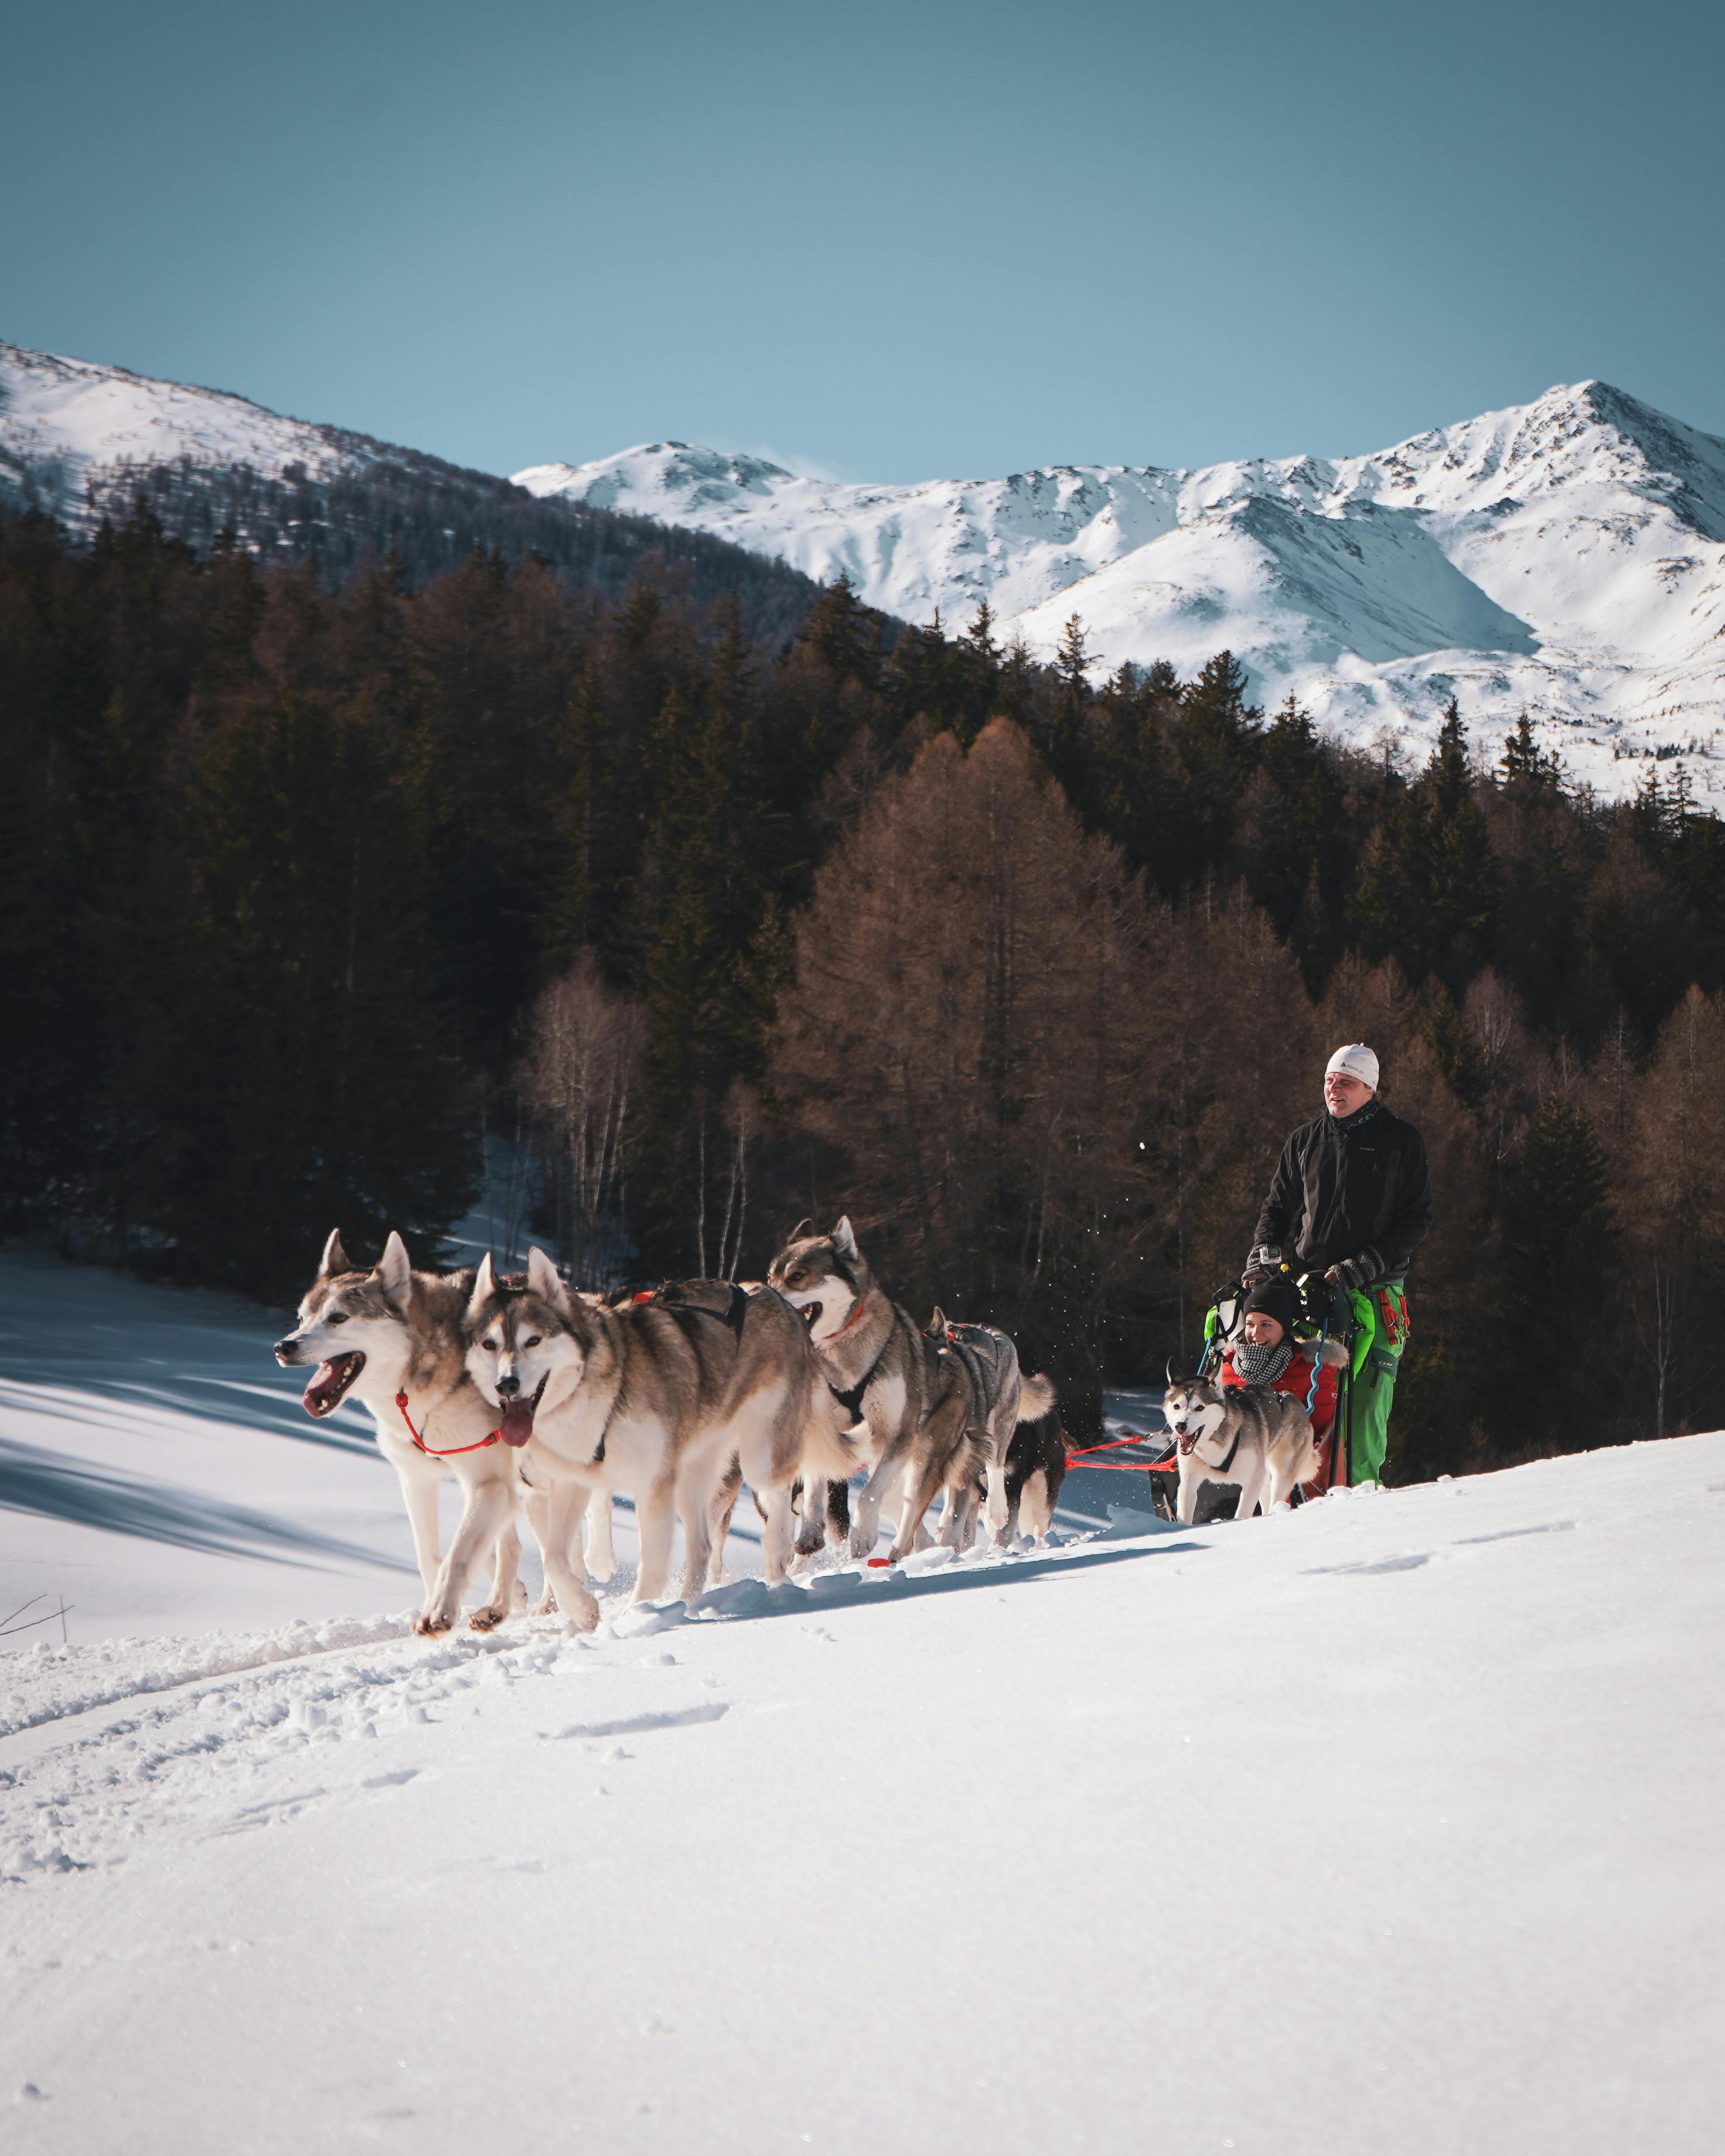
[1232, 1336, 1294, 1387]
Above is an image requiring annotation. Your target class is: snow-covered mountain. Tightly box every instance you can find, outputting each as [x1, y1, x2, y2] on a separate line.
[8, 339, 1722, 796]
[0, 340, 381, 510]
[517, 385, 1725, 797]
[0, 341, 824, 642]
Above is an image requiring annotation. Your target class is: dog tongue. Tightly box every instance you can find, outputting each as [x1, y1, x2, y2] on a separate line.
[497, 1397, 536, 1447]
[303, 1360, 345, 1416]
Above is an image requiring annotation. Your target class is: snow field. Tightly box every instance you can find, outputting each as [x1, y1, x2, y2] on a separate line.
[1, 1251, 1721, 2152]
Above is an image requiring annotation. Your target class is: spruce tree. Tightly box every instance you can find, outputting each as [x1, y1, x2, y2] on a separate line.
[1493, 1098, 1617, 1451]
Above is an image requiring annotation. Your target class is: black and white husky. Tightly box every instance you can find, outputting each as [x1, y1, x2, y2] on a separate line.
[1160, 1364, 1324, 1524]
[767, 1217, 1055, 1561]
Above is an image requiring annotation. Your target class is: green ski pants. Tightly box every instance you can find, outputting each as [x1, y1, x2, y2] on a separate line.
[1345, 1280, 1407, 1485]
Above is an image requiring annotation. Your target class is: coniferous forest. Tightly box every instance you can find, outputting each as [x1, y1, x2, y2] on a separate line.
[6, 500, 1725, 1476]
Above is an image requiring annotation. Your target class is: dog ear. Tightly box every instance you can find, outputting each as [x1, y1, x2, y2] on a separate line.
[788, 1217, 814, 1245]
[376, 1231, 412, 1310]
[1165, 1356, 1184, 1387]
[832, 1215, 859, 1261]
[526, 1246, 571, 1316]
[319, 1228, 352, 1278]
[466, 1253, 496, 1329]
[928, 1305, 947, 1336]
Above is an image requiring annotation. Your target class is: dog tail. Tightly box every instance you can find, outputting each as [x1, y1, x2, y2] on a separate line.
[1017, 1372, 1058, 1424]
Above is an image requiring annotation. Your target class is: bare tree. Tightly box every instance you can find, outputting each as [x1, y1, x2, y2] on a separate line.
[522, 951, 645, 1285]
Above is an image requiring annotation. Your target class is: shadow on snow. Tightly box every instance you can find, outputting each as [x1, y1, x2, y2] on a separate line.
[0, 1435, 415, 1572]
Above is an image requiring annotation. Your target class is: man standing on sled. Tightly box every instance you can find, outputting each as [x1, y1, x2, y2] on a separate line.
[1243, 1043, 1431, 1489]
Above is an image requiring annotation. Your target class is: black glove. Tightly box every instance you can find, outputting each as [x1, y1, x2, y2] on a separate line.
[1331, 1248, 1382, 1294]
[1242, 1244, 1281, 1285]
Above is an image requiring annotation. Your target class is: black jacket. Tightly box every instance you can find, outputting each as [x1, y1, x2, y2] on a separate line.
[1250, 1099, 1433, 1283]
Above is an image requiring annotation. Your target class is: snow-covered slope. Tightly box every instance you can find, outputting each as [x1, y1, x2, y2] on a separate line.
[518, 386, 1725, 796]
[0, 342, 378, 516]
[2, 1247, 1722, 2152]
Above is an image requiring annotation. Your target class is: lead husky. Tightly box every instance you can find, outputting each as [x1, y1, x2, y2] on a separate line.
[274, 1230, 524, 1634]
[766, 1217, 1055, 1563]
[1160, 1362, 1327, 1523]
[463, 1248, 856, 1625]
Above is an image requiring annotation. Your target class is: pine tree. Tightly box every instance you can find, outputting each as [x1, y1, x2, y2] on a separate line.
[797, 571, 879, 688]
[1356, 699, 1498, 994]
[1492, 1097, 1617, 1451]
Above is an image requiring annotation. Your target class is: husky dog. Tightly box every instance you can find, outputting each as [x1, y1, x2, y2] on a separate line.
[275, 1230, 523, 1635]
[926, 1308, 1058, 1546]
[1161, 1364, 1322, 1524]
[766, 1217, 1055, 1563]
[1002, 1404, 1069, 1544]
[463, 1248, 855, 1625]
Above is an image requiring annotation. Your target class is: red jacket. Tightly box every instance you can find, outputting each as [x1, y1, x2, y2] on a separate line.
[1219, 1343, 1338, 1441]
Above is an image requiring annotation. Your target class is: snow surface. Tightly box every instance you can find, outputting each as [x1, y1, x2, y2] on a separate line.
[2, 1248, 1721, 2151]
[517, 386, 1725, 799]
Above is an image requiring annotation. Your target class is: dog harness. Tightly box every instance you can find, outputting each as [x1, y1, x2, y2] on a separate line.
[393, 1391, 502, 1456]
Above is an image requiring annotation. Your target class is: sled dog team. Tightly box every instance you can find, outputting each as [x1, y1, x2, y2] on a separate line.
[275, 1216, 1063, 1637]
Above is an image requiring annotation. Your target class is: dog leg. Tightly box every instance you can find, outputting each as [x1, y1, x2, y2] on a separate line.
[708, 1462, 743, 1587]
[469, 1515, 522, 1631]
[397, 1464, 443, 1597]
[541, 1479, 600, 1634]
[1232, 1461, 1266, 1523]
[584, 1489, 618, 1584]
[793, 1475, 828, 1560]
[633, 1485, 677, 1604]
[676, 1469, 719, 1604]
[758, 1482, 797, 1587]
[1176, 1458, 1198, 1525]
[885, 1455, 949, 1565]
[417, 1476, 513, 1635]
[938, 1480, 980, 1555]
[984, 1457, 1010, 1541]
[849, 1451, 901, 1561]
[521, 1486, 557, 1615]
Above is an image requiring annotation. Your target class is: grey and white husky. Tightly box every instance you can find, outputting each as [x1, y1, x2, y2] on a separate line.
[463, 1248, 857, 1626]
[1160, 1364, 1324, 1524]
[766, 1217, 1055, 1562]
[275, 1230, 524, 1635]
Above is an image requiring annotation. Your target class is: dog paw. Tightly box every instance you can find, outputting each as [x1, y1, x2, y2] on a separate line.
[586, 1560, 617, 1584]
[412, 1612, 454, 1638]
[531, 1592, 558, 1618]
[468, 1605, 506, 1632]
[565, 1598, 601, 1635]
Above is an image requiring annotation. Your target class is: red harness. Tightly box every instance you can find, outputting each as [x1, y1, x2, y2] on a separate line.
[394, 1391, 501, 1457]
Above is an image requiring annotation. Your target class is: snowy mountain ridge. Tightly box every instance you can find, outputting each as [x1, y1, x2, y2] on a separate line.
[517, 383, 1725, 797]
[0, 340, 377, 503]
[6, 339, 1723, 797]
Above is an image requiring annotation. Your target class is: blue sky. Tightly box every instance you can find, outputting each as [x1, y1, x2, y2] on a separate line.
[5, 0, 1721, 483]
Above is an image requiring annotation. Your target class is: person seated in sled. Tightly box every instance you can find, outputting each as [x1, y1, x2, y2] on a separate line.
[1242, 1042, 1432, 1486]
[1216, 1276, 1347, 1499]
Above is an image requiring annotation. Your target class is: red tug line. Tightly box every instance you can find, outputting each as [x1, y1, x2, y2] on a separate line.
[1065, 1431, 1179, 1475]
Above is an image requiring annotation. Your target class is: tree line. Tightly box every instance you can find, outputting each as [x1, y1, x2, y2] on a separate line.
[4, 500, 1724, 1475]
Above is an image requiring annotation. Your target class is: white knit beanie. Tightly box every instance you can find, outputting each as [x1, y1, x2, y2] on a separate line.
[1325, 1042, 1380, 1090]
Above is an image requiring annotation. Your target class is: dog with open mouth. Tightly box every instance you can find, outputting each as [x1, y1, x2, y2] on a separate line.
[1160, 1364, 1323, 1523]
[766, 1216, 1055, 1564]
[462, 1248, 857, 1623]
[274, 1229, 524, 1634]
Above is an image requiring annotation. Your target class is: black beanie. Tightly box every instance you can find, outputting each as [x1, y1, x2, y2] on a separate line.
[1242, 1276, 1298, 1338]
